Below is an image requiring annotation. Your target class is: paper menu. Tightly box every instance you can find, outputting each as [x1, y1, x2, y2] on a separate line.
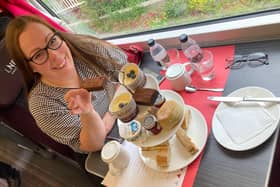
[102, 141, 186, 187]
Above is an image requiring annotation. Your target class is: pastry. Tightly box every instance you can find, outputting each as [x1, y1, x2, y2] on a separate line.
[132, 88, 159, 105]
[80, 76, 107, 91]
[156, 100, 184, 130]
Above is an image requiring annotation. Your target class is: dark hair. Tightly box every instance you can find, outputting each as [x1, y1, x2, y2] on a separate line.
[5, 15, 123, 91]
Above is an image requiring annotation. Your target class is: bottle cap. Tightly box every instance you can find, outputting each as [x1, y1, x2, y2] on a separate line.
[179, 34, 188, 43]
[147, 39, 155, 47]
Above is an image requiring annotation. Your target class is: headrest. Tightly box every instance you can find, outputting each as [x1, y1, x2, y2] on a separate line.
[0, 39, 24, 108]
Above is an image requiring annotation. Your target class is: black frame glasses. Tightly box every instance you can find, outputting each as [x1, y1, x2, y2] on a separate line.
[26, 32, 64, 65]
[225, 52, 269, 69]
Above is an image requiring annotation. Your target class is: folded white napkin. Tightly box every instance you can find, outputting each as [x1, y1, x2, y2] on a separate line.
[216, 105, 275, 144]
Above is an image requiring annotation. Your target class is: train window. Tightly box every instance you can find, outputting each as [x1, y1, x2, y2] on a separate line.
[28, 1, 280, 41]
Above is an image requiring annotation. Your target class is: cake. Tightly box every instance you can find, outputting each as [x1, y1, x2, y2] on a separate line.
[80, 76, 107, 91]
[132, 88, 159, 105]
[109, 92, 138, 122]
[118, 63, 146, 92]
[156, 100, 184, 130]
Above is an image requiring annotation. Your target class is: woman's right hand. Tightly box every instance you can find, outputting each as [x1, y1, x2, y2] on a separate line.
[64, 88, 93, 115]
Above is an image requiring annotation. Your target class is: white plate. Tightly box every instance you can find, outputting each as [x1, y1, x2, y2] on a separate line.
[144, 74, 160, 90]
[139, 105, 208, 172]
[118, 90, 185, 147]
[212, 86, 280, 151]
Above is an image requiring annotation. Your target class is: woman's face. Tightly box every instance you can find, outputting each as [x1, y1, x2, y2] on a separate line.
[19, 22, 75, 84]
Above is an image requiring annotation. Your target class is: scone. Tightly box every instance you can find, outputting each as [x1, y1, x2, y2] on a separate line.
[156, 100, 184, 130]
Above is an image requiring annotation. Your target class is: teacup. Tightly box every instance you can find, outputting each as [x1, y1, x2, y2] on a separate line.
[165, 63, 192, 91]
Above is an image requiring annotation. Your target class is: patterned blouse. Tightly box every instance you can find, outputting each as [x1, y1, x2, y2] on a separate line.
[28, 46, 127, 153]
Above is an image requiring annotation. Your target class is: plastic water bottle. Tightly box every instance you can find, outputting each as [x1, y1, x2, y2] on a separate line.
[179, 34, 203, 63]
[147, 39, 170, 69]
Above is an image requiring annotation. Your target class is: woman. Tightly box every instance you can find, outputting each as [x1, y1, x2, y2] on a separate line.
[5, 15, 127, 154]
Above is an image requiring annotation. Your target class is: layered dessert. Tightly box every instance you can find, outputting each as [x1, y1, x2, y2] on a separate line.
[118, 63, 146, 92]
[109, 92, 138, 122]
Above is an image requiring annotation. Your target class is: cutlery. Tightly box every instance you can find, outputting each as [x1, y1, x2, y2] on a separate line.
[185, 85, 224, 93]
[208, 96, 280, 103]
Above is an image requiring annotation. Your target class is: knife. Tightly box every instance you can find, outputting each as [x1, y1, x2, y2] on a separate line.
[208, 96, 280, 103]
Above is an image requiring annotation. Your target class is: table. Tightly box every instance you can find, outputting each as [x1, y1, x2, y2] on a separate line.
[86, 39, 280, 187]
[194, 40, 280, 187]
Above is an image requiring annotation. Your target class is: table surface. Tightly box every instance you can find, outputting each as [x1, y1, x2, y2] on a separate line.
[194, 40, 280, 187]
[86, 39, 280, 187]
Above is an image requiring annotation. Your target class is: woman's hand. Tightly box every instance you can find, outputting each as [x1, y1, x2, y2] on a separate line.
[64, 88, 93, 115]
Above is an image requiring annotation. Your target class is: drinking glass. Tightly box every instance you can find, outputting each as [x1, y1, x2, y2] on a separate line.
[192, 50, 215, 81]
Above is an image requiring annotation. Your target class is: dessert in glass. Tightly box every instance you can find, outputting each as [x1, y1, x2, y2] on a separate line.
[109, 91, 138, 122]
[118, 63, 146, 92]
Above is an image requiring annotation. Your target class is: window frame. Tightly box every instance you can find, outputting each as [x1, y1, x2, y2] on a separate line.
[27, 0, 280, 51]
[107, 9, 280, 50]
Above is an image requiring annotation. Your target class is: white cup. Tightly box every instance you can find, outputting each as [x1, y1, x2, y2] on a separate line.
[166, 63, 192, 91]
[101, 141, 130, 176]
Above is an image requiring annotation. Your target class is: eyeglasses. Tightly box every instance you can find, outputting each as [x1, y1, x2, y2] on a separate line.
[225, 52, 269, 69]
[26, 32, 64, 65]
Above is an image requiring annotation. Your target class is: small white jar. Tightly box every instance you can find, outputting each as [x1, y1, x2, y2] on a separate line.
[166, 63, 192, 91]
[101, 141, 130, 176]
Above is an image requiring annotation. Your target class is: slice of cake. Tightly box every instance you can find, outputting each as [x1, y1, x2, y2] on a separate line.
[132, 88, 159, 105]
[80, 76, 107, 91]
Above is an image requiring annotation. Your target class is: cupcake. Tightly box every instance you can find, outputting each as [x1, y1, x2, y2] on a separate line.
[119, 63, 146, 92]
[109, 92, 138, 122]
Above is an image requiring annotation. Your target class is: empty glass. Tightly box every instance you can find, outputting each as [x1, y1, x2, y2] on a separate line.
[191, 50, 215, 81]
